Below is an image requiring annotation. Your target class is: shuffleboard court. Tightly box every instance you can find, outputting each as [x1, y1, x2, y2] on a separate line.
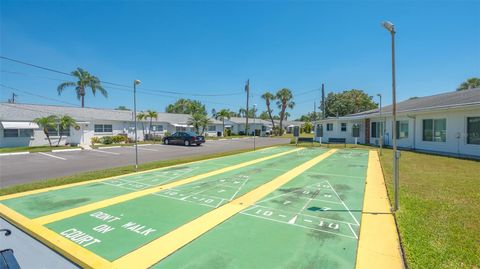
[153, 149, 368, 269]
[0, 146, 383, 269]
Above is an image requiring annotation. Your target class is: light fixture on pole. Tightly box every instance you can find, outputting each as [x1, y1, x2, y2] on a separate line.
[382, 20, 400, 211]
[253, 104, 257, 150]
[377, 93, 383, 156]
[133, 79, 141, 172]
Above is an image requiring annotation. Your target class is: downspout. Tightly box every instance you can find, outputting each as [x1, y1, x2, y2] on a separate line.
[407, 114, 416, 150]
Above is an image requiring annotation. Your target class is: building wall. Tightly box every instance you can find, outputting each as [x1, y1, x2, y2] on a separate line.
[315, 120, 365, 144]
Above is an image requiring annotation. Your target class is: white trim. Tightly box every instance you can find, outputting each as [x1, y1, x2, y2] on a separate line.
[1, 121, 39, 129]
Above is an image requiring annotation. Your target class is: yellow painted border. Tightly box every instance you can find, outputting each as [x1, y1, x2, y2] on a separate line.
[355, 150, 404, 269]
[112, 149, 337, 269]
[33, 147, 303, 225]
[0, 146, 280, 201]
[0, 204, 112, 269]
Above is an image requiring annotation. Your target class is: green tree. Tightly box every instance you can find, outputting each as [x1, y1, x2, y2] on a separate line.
[165, 99, 206, 115]
[457, 77, 480, 91]
[34, 115, 59, 146]
[325, 89, 377, 117]
[115, 106, 130, 111]
[188, 113, 211, 135]
[57, 115, 78, 146]
[275, 88, 295, 135]
[145, 110, 158, 136]
[214, 109, 231, 137]
[261, 91, 276, 130]
[259, 111, 270, 120]
[57, 68, 107, 108]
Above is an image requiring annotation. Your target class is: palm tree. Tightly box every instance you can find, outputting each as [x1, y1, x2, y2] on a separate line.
[136, 112, 147, 140]
[457, 77, 480, 91]
[215, 109, 231, 137]
[276, 88, 295, 135]
[57, 115, 78, 146]
[188, 113, 211, 135]
[238, 108, 247, 118]
[284, 112, 291, 120]
[146, 110, 158, 136]
[57, 68, 107, 108]
[261, 91, 276, 130]
[34, 115, 59, 146]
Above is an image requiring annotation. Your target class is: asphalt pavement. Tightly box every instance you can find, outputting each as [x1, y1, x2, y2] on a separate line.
[0, 137, 290, 188]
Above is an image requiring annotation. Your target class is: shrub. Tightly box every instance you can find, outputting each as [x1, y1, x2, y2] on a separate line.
[100, 136, 113, 144]
[163, 131, 171, 137]
[91, 137, 101, 145]
[224, 129, 232, 136]
[112, 135, 126, 144]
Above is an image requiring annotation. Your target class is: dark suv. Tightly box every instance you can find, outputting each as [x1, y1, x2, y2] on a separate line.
[162, 132, 205, 146]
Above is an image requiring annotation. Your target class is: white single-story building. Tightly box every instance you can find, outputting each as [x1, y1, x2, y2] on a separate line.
[314, 88, 480, 157]
[0, 103, 231, 147]
[226, 117, 273, 136]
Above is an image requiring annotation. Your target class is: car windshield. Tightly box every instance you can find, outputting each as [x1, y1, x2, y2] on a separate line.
[186, 131, 198, 136]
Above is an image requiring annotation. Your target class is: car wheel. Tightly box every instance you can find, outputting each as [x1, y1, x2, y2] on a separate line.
[184, 140, 190, 146]
[164, 139, 169, 145]
[196, 143, 201, 146]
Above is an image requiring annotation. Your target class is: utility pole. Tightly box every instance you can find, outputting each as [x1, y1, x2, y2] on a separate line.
[313, 101, 317, 121]
[8, 92, 18, 103]
[245, 79, 250, 136]
[321, 83, 326, 119]
[377, 93, 383, 155]
[133, 80, 141, 172]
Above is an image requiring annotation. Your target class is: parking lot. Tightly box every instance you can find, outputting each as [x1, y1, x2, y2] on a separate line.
[0, 137, 290, 187]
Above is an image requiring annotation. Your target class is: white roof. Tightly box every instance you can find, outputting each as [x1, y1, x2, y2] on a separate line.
[173, 124, 193, 128]
[1, 121, 39, 129]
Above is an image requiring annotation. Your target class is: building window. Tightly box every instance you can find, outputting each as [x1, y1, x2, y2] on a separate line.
[326, 123, 333, 131]
[176, 127, 187, 132]
[423, 119, 446, 142]
[150, 125, 163, 132]
[94, 124, 113, 133]
[3, 129, 34, 137]
[371, 122, 384, 138]
[396, 120, 409, 139]
[341, 123, 347, 132]
[208, 125, 216, 131]
[467, 117, 480, 145]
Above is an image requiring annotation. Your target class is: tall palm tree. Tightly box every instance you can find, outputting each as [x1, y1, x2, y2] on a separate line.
[57, 68, 107, 107]
[57, 115, 78, 146]
[276, 88, 295, 135]
[136, 112, 147, 139]
[261, 91, 276, 130]
[34, 115, 59, 146]
[146, 110, 158, 135]
[215, 109, 231, 137]
[238, 108, 247, 118]
[457, 77, 480, 91]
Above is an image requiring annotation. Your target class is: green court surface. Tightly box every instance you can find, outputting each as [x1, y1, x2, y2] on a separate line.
[0, 146, 370, 268]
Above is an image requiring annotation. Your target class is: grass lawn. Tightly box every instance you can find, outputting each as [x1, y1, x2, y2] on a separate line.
[379, 148, 480, 269]
[0, 145, 75, 153]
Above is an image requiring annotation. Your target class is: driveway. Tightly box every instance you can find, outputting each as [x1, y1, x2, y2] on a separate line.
[0, 137, 290, 188]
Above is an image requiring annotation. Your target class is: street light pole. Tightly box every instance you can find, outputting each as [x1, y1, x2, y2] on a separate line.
[377, 93, 383, 155]
[133, 79, 141, 172]
[253, 104, 257, 150]
[382, 21, 399, 211]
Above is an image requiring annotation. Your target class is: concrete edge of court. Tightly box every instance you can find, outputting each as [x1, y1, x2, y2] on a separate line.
[355, 150, 405, 269]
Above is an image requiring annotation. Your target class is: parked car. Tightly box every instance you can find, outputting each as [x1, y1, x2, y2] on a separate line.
[162, 132, 205, 146]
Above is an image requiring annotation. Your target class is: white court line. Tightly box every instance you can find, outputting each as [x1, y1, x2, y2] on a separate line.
[348, 223, 358, 239]
[90, 149, 120, 155]
[229, 177, 250, 201]
[257, 181, 328, 204]
[240, 212, 357, 240]
[38, 152, 66, 160]
[325, 181, 360, 226]
[250, 205, 359, 226]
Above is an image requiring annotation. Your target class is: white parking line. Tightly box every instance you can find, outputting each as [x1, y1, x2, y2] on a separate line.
[135, 147, 158, 152]
[38, 152, 66, 160]
[90, 149, 120, 155]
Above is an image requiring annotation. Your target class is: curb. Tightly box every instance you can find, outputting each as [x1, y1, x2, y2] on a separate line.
[51, 148, 82, 153]
[96, 146, 122, 149]
[0, 152, 30, 156]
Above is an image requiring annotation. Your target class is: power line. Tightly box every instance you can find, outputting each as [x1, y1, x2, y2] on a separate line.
[0, 56, 244, 97]
[0, 83, 81, 107]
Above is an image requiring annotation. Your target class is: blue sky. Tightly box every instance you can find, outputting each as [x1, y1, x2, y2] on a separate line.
[1, 0, 479, 119]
